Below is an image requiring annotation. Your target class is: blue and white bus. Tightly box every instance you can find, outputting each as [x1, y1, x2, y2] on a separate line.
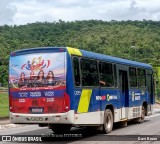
[9, 47, 154, 133]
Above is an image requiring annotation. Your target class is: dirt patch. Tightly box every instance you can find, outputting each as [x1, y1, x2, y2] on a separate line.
[0, 118, 10, 125]
[154, 102, 160, 108]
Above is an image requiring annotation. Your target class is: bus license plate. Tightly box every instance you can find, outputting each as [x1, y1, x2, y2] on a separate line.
[31, 108, 43, 113]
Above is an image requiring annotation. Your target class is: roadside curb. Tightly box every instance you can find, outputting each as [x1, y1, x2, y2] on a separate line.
[0, 118, 27, 130]
[0, 124, 26, 130]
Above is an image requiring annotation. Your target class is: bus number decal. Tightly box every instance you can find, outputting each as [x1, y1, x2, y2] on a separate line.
[74, 91, 81, 96]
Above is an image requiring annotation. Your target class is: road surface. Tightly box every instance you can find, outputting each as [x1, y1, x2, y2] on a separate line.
[0, 109, 160, 143]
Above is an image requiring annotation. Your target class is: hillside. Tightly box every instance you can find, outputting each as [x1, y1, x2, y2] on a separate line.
[0, 20, 160, 94]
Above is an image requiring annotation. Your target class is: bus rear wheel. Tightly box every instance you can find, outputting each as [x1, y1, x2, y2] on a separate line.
[103, 109, 113, 134]
[49, 124, 71, 133]
[137, 106, 145, 123]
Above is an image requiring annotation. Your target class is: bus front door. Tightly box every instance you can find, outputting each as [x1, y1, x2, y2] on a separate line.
[119, 70, 129, 119]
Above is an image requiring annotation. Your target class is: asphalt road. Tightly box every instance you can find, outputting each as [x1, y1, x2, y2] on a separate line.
[1, 109, 160, 144]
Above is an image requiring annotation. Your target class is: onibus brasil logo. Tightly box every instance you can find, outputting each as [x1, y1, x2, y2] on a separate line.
[21, 56, 50, 71]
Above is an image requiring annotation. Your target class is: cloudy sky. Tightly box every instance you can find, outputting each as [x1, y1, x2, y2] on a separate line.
[1, 0, 160, 26]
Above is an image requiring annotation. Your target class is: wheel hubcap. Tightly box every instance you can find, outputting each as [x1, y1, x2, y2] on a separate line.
[106, 114, 111, 129]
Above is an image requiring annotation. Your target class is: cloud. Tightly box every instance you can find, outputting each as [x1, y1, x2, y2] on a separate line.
[1, 0, 160, 25]
[0, 0, 17, 25]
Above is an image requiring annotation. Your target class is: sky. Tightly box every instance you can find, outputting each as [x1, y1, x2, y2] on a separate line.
[1, 0, 160, 26]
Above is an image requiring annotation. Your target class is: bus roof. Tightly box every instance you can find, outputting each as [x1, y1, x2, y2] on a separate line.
[79, 49, 152, 69]
[11, 47, 152, 69]
[66, 47, 152, 69]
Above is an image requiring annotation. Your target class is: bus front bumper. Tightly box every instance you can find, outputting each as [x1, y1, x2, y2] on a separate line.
[10, 110, 75, 124]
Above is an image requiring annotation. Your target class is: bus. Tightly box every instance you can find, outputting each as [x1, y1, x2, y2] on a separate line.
[9, 47, 154, 134]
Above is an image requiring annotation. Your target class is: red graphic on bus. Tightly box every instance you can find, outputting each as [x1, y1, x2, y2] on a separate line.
[21, 56, 50, 72]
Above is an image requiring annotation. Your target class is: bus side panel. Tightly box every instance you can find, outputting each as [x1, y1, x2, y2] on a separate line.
[72, 88, 101, 113]
[129, 89, 146, 107]
[87, 89, 101, 112]
[100, 89, 121, 110]
[66, 53, 75, 111]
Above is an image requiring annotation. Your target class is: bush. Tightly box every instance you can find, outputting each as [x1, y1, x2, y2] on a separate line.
[157, 88, 160, 100]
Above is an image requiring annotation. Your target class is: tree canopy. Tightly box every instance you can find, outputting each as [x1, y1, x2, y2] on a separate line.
[0, 20, 160, 87]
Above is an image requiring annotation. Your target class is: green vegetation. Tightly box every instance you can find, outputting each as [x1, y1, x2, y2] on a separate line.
[0, 20, 160, 96]
[0, 93, 9, 118]
[156, 98, 160, 103]
[0, 87, 8, 90]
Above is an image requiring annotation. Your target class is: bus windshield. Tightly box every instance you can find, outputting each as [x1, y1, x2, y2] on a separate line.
[9, 52, 67, 114]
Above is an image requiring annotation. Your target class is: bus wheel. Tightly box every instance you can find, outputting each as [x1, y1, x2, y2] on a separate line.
[103, 109, 113, 134]
[49, 124, 71, 133]
[137, 106, 145, 123]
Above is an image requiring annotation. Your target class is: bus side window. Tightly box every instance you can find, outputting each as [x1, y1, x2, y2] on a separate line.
[137, 68, 146, 87]
[99, 62, 114, 87]
[129, 67, 137, 87]
[73, 57, 80, 86]
[81, 58, 98, 87]
[114, 64, 117, 87]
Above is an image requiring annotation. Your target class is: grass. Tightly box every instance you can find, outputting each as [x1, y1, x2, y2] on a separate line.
[0, 92, 9, 118]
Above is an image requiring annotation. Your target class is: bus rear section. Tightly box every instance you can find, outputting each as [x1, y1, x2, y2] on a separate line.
[9, 48, 74, 128]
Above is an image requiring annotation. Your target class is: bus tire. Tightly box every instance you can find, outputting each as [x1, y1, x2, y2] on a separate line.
[103, 109, 113, 134]
[137, 106, 145, 123]
[50, 124, 71, 133]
